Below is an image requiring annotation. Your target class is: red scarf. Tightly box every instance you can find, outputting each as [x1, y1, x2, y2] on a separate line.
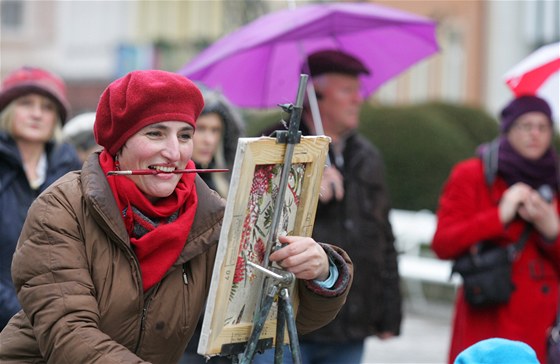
[99, 150, 198, 291]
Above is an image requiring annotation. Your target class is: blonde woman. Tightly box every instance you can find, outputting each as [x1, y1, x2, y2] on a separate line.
[0, 66, 81, 330]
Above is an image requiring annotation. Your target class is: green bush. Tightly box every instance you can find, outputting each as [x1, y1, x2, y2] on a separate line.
[359, 102, 498, 211]
[243, 101, 500, 212]
[243, 108, 291, 137]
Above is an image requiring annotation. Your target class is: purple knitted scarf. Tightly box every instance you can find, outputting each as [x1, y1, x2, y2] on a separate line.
[478, 137, 558, 190]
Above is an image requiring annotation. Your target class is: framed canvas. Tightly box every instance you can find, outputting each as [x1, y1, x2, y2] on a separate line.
[198, 135, 330, 357]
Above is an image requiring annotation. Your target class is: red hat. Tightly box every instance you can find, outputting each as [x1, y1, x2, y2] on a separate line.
[0, 66, 70, 123]
[305, 50, 370, 77]
[94, 70, 204, 156]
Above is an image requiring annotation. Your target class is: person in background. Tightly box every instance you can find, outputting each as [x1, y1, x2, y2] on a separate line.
[62, 111, 100, 163]
[0, 66, 81, 331]
[181, 87, 244, 363]
[191, 86, 244, 198]
[256, 49, 402, 364]
[0, 70, 353, 363]
[432, 95, 560, 364]
[454, 338, 539, 364]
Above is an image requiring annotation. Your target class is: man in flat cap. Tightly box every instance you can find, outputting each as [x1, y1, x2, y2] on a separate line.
[256, 49, 402, 364]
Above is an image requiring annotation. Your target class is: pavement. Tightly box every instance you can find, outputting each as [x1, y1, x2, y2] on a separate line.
[361, 301, 453, 364]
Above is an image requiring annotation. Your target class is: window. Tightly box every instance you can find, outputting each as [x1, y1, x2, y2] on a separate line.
[1, 0, 24, 32]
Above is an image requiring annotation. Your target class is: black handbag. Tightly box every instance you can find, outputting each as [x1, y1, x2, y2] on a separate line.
[451, 226, 530, 308]
[549, 320, 560, 364]
[548, 293, 560, 364]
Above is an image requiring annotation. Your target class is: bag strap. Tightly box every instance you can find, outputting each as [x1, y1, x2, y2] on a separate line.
[506, 224, 532, 260]
[481, 138, 500, 187]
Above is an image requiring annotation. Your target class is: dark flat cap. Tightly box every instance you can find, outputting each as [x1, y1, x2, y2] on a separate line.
[305, 50, 370, 77]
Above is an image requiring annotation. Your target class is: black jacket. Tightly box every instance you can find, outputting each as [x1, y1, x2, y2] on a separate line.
[261, 120, 402, 342]
[0, 132, 81, 329]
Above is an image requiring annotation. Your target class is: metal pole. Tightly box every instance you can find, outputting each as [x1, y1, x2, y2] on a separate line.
[241, 76, 307, 364]
[262, 74, 307, 267]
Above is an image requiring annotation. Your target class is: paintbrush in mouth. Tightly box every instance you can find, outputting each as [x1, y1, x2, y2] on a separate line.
[107, 168, 228, 176]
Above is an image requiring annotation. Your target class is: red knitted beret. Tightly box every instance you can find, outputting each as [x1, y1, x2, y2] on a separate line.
[0, 66, 70, 123]
[94, 70, 204, 156]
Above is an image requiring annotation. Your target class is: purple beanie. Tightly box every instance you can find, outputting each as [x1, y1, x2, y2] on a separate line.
[500, 95, 552, 133]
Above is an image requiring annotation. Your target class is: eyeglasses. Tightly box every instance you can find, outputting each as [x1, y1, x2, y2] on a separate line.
[513, 122, 552, 133]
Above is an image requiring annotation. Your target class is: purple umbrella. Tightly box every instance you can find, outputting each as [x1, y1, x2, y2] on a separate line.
[179, 2, 439, 109]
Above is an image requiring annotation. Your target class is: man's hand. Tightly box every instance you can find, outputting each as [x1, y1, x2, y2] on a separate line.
[269, 235, 329, 281]
[319, 166, 344, 203]
[377, 332, 396, 340]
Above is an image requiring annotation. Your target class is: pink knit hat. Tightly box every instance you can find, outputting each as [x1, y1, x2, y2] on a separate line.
[0, 66, 70, 123]
[94, 70, 204, 156]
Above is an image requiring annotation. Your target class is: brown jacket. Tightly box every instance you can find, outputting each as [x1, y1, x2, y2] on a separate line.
[0, 153, 352, 363]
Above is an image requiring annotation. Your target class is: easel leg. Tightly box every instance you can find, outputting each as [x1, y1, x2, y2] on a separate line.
[280, 287, 302, 364]
[240, 285, 279, 364]
[238, 266, 302, 364]
[275, 293, 286, 364]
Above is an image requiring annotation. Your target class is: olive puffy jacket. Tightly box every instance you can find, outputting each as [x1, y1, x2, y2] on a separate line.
[0, 152, 352, 363]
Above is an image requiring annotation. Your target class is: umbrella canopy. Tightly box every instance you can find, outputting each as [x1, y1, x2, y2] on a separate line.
[504, 42, 559, 123]
[179, 2, 439, 108]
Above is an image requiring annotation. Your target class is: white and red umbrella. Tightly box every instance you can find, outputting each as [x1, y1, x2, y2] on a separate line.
[504, 42, 560, 123]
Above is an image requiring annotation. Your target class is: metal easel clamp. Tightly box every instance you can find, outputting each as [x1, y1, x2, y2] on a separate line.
[275, 103, 302, 145]
[246, 260, 295, 287]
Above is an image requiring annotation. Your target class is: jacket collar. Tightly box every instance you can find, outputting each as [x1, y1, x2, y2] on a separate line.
[81, 151, 131, 246]
[80, 151, 224, 261]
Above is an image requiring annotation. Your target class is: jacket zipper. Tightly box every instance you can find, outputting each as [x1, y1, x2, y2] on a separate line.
[182, 262, 189, 285]
[118, 241, 149, 355]
[134, 300, 149, 353]
[134, 285, 159, 354]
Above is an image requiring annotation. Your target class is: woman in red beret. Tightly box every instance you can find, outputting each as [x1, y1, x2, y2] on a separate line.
[432, 95, 560, 364]
[0, 66, 82, 331]
[0, 69, 353, 364]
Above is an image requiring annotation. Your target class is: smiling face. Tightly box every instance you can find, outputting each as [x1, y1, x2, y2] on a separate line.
[117, 121, 194, 202]
[507, 111, 553, 160]
[11, 93, 58, 144]
[192, 112, 223, 167]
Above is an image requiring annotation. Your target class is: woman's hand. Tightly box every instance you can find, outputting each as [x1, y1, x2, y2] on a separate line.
[518, 189, 559, 240]
[269, 235, 329, 281]
[499, 182, 531, 224]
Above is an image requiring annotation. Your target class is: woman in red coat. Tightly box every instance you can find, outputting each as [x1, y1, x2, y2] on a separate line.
[432, 95, 560, 364]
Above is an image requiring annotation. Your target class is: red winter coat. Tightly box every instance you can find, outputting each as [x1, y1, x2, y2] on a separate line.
[432, 157, 560, 364]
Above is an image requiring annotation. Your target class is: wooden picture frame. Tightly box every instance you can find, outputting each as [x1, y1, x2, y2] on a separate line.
[198, 135, 330, 357]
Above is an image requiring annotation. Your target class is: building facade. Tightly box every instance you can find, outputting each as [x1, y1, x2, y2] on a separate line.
[1, 0, 558, 119]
